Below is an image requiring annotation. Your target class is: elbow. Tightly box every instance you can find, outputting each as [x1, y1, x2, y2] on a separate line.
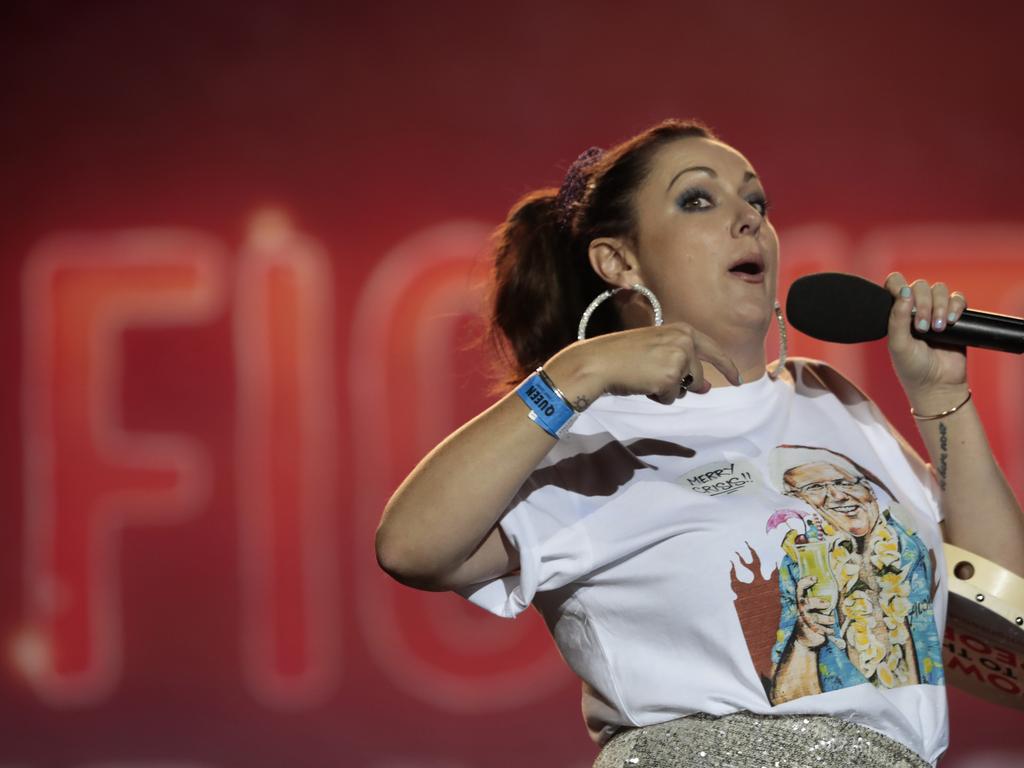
[374, 523, 448, 591]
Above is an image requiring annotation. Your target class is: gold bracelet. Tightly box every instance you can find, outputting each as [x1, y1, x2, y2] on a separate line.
[910, 388, 972, 421]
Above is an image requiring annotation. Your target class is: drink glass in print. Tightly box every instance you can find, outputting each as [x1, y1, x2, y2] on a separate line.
[795, 540, 844, 648]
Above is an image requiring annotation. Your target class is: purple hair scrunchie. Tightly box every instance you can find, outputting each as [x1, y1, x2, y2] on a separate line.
[555, 146, 604, 231]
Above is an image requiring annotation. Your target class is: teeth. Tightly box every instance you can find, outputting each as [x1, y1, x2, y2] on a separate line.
[831, 505, 859, 515]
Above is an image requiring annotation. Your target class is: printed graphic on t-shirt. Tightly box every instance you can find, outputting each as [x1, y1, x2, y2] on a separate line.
[731, 445, 945, 705]
[679, 458, 762, 497]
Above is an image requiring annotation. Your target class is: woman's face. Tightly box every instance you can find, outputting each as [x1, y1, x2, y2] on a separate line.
[628, 136, 780, 347]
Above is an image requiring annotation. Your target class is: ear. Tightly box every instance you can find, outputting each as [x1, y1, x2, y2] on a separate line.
[587, 237, 643, 289]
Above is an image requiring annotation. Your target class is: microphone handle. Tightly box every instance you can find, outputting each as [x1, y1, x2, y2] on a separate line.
[911, 308, 1024, 354]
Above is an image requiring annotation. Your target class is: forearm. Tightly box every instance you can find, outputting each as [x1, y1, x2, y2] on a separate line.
[771, 640, 820, 705]
[376, 353, 598, 585]
[908, 384, 1024, 574]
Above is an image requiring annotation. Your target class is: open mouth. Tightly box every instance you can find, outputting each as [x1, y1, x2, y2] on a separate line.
[724, 253, 765, 280]
[829, 504, 861, 517]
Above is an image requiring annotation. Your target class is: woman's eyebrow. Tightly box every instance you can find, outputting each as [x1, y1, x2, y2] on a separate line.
[666, 166, 758, 193]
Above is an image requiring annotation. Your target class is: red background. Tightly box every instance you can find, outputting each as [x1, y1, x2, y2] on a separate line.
[2, 2, 1024, 766]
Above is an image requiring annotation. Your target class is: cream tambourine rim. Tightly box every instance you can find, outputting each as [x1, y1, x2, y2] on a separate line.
[944, 542, 1024, 628]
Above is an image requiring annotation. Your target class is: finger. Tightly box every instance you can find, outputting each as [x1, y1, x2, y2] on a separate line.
[647, 391, 676, 406]
[886, 272, 914, 351]
[641, 326, 704, 404]
[910, 278, 932, 334]
[679, 362, 712, 398]
[948, 290, 968, 325]
[685, 326, 742, 386]
[806, 620, 834, 633]
[799, 617, 830, 637]
[929, 282, 950, 332]
[796, 576, 817, 597]
[648, 378, 682, 406]
[672, 328, 708, 395]
[804, 597, 833, 613]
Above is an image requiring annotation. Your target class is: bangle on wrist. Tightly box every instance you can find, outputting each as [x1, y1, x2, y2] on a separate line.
[536, 366, 585, 413]
[910, 388, 972, 421]
[516, 366, 580, 438]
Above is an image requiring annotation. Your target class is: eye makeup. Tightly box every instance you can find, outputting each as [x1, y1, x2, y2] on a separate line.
[676, 187, 713, 211]
[676, 186, 772, 217]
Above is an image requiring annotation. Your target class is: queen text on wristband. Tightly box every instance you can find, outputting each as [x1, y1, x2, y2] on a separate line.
[516, 368, 579, 438]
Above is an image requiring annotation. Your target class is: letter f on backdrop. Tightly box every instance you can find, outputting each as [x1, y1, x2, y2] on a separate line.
[19, 232, 223, 704]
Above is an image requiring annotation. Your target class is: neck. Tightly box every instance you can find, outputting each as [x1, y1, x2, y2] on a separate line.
[698, 308, 775, 388]
[704, 349, 770, 388]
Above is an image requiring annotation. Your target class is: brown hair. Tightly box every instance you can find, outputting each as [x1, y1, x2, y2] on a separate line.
[486, 118, 716, 388]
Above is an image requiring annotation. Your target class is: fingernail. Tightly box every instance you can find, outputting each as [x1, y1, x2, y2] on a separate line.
[899, 286, 911, 299]
[933, 317, 945, 330]
[737, 373, 743, 384]
[948, 311, 957, 323]
[916, 318, 929, 332]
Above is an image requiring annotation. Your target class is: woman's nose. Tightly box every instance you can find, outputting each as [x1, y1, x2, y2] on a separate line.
[731, 201, 762, 238]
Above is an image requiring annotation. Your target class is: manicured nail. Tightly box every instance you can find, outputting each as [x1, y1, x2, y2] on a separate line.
[916, 318, 929, 332]
[737, 373, 744, 384]
[948, 311, 957, 323]
[899, 286, 911, 299]
[933, 317, 945, 330]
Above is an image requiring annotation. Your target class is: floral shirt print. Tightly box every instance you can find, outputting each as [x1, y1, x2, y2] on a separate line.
[771, 508, 944, 691]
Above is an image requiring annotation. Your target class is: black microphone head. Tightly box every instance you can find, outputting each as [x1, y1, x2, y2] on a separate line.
[785, 272, 894, 343]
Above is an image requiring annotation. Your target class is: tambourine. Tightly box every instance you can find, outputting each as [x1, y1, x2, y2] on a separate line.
[943, 543, 1024, 708]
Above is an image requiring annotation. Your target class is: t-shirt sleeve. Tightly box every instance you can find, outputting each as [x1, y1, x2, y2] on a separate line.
[797, 357, 945, 524]
[865, 397, 945, 524]
[455, 451, 595, 619]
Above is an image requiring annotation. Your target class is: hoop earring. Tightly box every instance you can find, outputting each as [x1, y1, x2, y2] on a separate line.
[770, 299, 787, 379]
[578, 284, 663, 340]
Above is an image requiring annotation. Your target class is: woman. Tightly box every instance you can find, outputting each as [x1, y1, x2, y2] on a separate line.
[375, 119, 1024, 767]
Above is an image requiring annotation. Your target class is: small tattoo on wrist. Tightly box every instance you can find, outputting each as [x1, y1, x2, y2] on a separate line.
[573, 395, 590, 411]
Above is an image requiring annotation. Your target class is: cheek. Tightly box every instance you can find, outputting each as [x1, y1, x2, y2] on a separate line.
[763, 225, 781, 261]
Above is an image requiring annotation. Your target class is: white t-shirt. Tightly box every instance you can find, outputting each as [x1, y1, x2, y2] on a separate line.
[459, 359, 949, 766]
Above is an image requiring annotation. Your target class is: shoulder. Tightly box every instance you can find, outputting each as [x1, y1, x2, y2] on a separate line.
[781, 356, 871, 407]
[783, 358, 940, 499]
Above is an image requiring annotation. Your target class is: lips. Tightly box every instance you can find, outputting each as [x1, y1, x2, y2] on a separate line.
[829, 504, 861, 516]
[727, 253, 765, 283]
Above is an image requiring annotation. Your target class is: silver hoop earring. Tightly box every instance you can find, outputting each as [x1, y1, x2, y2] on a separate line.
[578, 283, 663, 340]
[770, 299, 787, 379]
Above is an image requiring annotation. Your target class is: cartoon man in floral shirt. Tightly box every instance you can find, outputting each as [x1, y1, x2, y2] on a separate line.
[765, 446, 944, 705]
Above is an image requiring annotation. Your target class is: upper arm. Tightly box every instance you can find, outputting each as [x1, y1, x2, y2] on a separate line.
[431, 523, 521, 592]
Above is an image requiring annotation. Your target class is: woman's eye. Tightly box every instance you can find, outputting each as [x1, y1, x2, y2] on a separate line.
[749, 196, 771, 216]
[677, 189, 713, 211]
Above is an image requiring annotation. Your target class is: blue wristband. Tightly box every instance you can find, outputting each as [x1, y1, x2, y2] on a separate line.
[516, 370, 579, 438]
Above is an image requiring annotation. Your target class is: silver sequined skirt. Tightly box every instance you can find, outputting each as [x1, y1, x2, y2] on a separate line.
[593, 711, 933, 768]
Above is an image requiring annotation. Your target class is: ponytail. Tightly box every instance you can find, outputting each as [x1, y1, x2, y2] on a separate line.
[487, 189, 619, 389]
[486, 119, 715, 390]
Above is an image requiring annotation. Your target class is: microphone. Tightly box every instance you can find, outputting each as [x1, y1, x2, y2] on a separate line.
[785, 272, 1024, 354]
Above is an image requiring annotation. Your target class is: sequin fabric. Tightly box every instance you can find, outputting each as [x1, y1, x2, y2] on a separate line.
[592, 711, 932, 768]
